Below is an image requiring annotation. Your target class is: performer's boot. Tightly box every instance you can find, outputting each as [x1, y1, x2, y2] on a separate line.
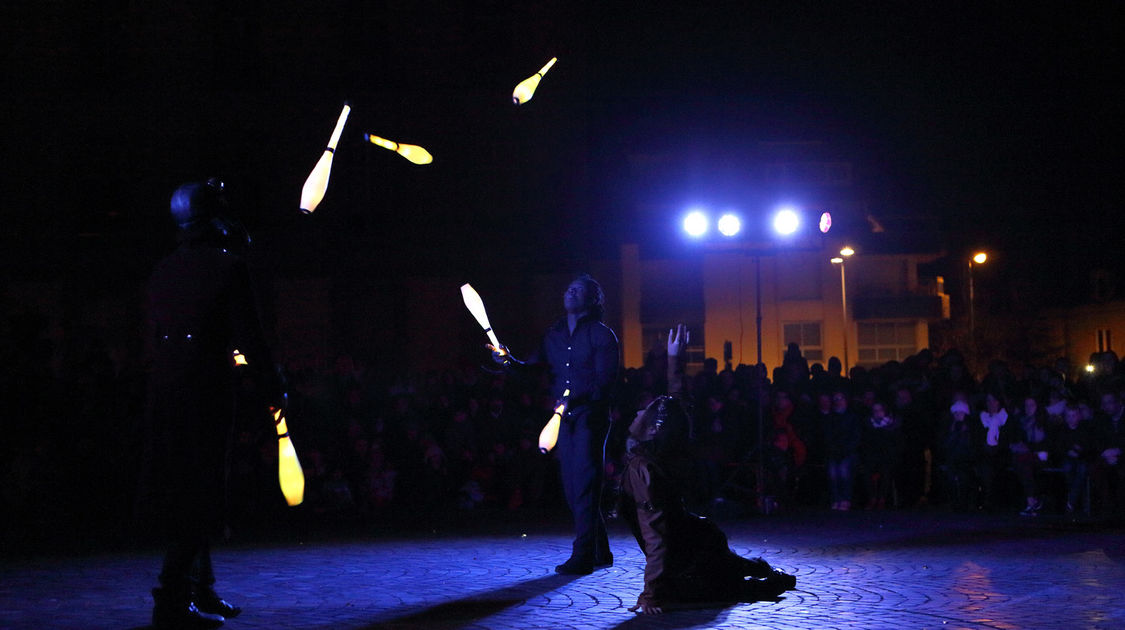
[555, 556, 594, 575]
[740, 576, 789, 600]
[739, 556, 797, 591]
[151, 587, 225, 629]
[194, 586, 242, 619]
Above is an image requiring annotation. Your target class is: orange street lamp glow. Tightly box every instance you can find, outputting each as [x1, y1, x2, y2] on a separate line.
[512, 57, 557, 105]
[300, 103, 351, 214]
[840, 246, 855, 257]
[538, 389, 570, 453]
[830, 257, 844, 264]
[461, 283, 503, 351]
[272, 407, 305, 506]
[364, 134, 433, 165]
[973, 252, 988, 264]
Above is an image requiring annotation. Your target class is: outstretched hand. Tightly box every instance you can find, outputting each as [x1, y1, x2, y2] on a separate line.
[667, 324, 689, 357]
[628, 602, 664, 615]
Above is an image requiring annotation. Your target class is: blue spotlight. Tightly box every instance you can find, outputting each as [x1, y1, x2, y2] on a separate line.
[717, 213, 742, 237]
[772, 207, 800, 235]
[683, 210, 709, 237]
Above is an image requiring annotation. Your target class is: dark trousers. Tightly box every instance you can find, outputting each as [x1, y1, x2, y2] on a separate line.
[160, 529, 215, 595]
[556, 407, 609, 561]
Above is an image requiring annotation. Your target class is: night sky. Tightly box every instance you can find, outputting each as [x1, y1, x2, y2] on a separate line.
[3, 2, 1123, 296]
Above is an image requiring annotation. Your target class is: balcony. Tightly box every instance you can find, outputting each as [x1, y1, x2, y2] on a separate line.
[852, 293, 949, 321]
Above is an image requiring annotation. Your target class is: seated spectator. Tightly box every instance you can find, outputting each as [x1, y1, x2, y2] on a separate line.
[1011, 396, 1051, 515]
[760, 391, 807, 512]
[975, 392, 1011, 511]
[1055, 402, 1095, 514]
[824, 389, 862, 511]
[1092, 390, 1125, 517]
[937, 400, 977, 511]
[861, 401, 903, 510]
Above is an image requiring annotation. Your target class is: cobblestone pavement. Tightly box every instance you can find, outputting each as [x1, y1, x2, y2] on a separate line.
[3, 510, 1124, 629]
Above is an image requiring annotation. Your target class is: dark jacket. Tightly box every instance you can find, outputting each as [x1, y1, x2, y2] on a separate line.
[139, 242, 275, 531]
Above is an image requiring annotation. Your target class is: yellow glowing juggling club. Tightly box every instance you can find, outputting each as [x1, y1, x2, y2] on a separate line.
[300, 103, 351, 214]
[512, 57, 557, 105]
[364, 134, 433, 165]
[271, 407, 305, 506]
[460, 283, 502, 350]
[539, 389, 569, 453]
[232, 349, 248, 366]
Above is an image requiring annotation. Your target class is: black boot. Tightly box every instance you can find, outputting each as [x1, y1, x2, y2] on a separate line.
[194, 587, 241, 619]
[152, 587, 225, 629]
[740, 576, 789, 601]
[739, 556, 797, 590]
[555, 556, 593, 575]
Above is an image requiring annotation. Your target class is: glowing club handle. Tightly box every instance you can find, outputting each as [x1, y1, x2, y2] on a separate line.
[538, 388, 569, 453]
[272, 407, 305, 506]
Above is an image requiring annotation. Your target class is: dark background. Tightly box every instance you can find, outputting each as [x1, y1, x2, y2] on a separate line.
[2, 1, 1123, 323]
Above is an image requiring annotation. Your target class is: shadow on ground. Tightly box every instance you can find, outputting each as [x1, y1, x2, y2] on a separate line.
[341, 573, 579, 629]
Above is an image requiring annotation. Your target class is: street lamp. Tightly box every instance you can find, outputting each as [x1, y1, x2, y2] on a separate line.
[969, 251, 988, 339]
[831, 246, 855, 375]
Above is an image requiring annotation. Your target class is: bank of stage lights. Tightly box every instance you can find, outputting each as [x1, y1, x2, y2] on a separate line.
[682, 208, 833, 239]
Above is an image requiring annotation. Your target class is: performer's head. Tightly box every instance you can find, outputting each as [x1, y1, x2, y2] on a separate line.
[563, 273, 605, 320]
[169, 177, 249, 252]
[629, 395, 692, 453]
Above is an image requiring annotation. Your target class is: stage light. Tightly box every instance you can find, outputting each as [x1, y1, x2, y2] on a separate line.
[819, 212, 832, 233]
[683, 211, 708, 237]
[773, 207, 799, 235]
[717, 213, 741, 237]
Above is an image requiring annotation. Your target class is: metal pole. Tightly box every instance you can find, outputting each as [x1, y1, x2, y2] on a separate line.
[840, 261, 849, 376]
[755, 255, 764, 511]
[756, 256, 763, 365]
[968, 260, 975, 339]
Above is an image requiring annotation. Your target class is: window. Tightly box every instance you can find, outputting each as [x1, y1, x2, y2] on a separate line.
[1097, 328, 1113, 353]
[857, 322, 916, 365]
[783, 322, 823, 362]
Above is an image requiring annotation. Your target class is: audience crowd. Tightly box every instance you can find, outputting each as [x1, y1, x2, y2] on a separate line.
[5, 327, 1125, 552]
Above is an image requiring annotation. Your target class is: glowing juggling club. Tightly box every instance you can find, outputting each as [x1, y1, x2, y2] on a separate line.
[460, 283, 503, 352]
[300, 103, 351, 214]
[538, 389, 569, 453]
[271, 406, 305, 506]
[231, 349, 248, 367]
[364, 134, 433, 165]
[512, 57, 557, 105]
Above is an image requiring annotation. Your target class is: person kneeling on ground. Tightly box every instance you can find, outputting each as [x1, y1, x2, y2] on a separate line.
[620, 325, 797, 614]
